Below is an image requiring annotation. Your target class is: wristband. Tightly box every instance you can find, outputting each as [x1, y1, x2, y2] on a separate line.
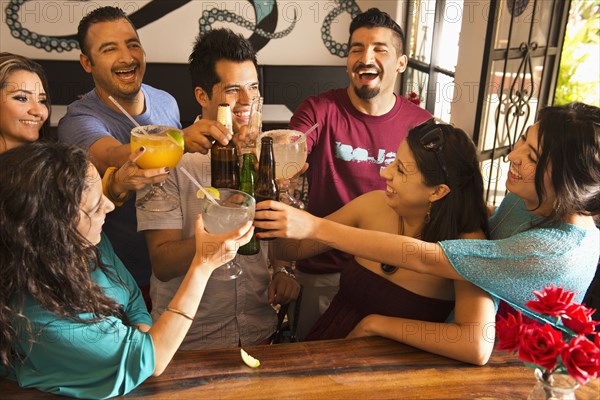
[102, 166, 128, 206]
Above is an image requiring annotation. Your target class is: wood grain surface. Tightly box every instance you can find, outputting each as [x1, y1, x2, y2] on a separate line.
[1, 337, 598, 399]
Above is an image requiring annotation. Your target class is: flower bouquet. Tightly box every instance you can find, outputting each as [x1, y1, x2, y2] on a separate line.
[496, 285, 600, 399]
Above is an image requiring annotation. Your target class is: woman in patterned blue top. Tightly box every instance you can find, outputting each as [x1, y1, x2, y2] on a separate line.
[0, 143, 253, 398]
[256, 102, 599, 323]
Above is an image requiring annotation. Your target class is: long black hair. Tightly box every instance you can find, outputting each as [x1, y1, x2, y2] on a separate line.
[533, 102, 600, 221]
[407, 120, 490, 242]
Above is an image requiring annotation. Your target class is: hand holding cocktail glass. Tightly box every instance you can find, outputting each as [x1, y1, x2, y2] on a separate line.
[191, 211, 254, 277]
[131, 125, 184, 211]
[199, 188, 255, 280]
[180, 167, 255, 280]
[108, 96, 184, 211]
[108, 146, 171, 200]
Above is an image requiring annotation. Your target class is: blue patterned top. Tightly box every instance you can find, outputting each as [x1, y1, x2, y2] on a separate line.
[440, 192, 599, 319]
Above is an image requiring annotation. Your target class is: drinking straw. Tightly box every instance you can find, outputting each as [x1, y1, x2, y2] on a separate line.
[109, 95, 182, 147]
[304, 123, 319, 136]
[180, 167, 219, 206]
[108, 96, 142, 129]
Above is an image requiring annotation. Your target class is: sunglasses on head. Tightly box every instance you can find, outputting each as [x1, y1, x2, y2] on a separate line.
[413, 119, 450, 184]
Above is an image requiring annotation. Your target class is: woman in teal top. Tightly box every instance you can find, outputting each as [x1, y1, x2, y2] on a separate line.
[0, 143, 253, 398]
[255, 102, 599, 323]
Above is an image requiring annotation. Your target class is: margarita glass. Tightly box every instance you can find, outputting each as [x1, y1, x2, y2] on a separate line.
[131, 125, 184, 212]
[199, 188, 255, 280]
[257, 129, 307, 208]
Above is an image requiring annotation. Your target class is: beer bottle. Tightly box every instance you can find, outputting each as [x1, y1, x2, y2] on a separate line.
[211, 104, 239, 189]
[238, 153, 261, 255]
[255, 136, 279, 240]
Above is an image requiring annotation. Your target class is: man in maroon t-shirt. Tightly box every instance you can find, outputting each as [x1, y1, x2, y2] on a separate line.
[288, 8, 432, 339]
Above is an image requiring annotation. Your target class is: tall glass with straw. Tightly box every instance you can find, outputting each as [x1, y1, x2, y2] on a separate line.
[180, 167, 253, 280]
[108, 96, 184, 212]
[130, 125, 184, 211]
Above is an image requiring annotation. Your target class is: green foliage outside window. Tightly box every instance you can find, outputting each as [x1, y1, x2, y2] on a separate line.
[554, 0, 599, 106]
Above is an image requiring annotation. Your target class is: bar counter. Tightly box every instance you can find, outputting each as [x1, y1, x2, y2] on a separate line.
[1, 337, 598, 399]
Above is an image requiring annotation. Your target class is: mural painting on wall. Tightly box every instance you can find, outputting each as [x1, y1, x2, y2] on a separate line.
[3, 0, 362, 63]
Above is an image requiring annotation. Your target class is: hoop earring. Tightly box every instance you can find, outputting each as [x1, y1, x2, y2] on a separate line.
[424, 202, 432, 224]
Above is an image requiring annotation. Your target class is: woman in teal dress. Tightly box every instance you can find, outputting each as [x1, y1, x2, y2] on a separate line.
[0, 142, 253, 398]
[256, 102, 600, 323]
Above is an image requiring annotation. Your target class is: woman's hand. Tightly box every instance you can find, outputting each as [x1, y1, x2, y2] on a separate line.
[190, 214, 253, 271]
[254, 200, 318, 240]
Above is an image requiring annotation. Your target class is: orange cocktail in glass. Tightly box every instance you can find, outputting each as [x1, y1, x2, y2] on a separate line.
[131, 125, 184, 212]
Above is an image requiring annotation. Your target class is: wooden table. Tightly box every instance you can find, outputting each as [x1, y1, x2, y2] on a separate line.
[1, 337, 598, 399]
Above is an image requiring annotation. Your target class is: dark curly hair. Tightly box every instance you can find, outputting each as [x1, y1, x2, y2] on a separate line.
[533, 102, 600, 221]
[0, 142, 127, 371]
[188, 28, 258, 99]
[0, 52, 54, 149]
[407, 120, 490, 241]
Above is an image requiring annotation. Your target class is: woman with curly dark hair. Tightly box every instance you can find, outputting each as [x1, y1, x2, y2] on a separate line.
[0, 142, 252, 398]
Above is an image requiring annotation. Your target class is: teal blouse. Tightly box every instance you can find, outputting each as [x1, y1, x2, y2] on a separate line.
[440, 192, 599, 320]
[4, 233, 155, 399]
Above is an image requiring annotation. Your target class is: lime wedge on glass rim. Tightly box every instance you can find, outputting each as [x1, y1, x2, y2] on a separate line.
[166, 129, 184, 149]
[196, 186, 220, 200]
[240, 348, 260, 368]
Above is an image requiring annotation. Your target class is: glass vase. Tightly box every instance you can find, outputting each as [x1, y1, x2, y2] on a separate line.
[527, 369, 579, 400]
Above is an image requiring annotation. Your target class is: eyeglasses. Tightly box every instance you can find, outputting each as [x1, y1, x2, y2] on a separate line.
[414, 119, 450, 184]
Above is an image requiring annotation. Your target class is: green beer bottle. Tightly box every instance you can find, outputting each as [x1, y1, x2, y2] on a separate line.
[238, 153, 261, 255]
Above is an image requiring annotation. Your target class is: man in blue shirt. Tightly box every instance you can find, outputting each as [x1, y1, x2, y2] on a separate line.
[58, 6, 231, 293]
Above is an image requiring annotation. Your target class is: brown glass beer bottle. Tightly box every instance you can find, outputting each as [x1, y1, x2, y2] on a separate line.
[211, 104, 239, 189]
[254, 136, 279, 240]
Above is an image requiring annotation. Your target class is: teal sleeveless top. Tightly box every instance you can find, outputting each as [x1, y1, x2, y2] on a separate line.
[440, 192, 599, 320]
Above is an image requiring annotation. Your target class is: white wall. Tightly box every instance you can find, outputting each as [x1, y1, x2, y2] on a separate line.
[450, 0, 490, 136]
[0, 0, 402, 66]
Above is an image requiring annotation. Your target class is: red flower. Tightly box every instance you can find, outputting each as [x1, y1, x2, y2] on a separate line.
[561, 335, 600, 385]
[525, 285, 575, 317]
[518, 323, 565, 370]
[407, 91, 421, 106]
[496, 312, 523, 351]
[562, 304, 599, 335]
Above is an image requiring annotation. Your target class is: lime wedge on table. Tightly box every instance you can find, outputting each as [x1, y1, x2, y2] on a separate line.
[166, 129, 184, 149]
[240, 348, 260, 368]
[196, 187, 220, 200]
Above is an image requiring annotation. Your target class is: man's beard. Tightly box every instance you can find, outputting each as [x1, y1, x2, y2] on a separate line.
[353, 84, 380, 100]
